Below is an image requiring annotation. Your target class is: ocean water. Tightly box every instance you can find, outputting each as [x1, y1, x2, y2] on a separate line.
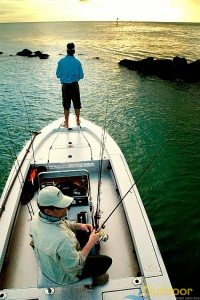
[0, 21, 200, 296]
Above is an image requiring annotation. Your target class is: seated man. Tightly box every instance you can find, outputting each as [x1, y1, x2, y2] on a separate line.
[30, 186, 112, 286]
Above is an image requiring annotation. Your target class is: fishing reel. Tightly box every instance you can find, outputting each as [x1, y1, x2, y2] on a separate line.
[98, 229, 109, 242]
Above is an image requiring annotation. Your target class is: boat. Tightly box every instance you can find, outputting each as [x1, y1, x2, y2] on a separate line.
[0, 116, 175, 299]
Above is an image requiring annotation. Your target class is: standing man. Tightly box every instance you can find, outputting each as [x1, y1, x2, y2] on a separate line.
[56, 43, 84, 128]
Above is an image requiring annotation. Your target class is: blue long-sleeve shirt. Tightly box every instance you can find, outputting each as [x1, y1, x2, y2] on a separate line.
[56, 55, 84, 84]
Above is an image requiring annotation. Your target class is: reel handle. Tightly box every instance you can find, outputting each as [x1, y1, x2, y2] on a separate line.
[96, 229, 109, 242]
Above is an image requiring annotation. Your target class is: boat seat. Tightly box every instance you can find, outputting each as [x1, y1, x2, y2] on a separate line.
[38, 267, 92, 288]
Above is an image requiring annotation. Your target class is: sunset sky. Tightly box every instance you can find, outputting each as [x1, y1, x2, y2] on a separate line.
[0, 0, 200, 23]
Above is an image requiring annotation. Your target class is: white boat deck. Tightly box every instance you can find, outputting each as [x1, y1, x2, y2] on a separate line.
[0, 117, 175, 299]
[1, 168, 139, 289]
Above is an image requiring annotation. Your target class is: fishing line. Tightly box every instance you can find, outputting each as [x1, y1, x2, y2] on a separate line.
[98, 138, 171, 230]
[20, 91, 33, 136]
[0, 131, 40, 216]
[95, 97, 109, 229]
[1, 90, 37, 213]
[3, 118, 24, 187]
[20, 91, 37, 165]
[94, 100, 136, 229]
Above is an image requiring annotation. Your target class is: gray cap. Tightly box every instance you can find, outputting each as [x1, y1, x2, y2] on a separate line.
[38, 186, 73, 208]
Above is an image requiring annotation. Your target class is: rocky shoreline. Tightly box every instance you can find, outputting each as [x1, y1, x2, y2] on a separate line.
[0, 48, 49, 59]
[1, 50, 199, 82]
[0, 49, 100, 60]
[119, 56, 200, 82]
[16, 48, 49, 59]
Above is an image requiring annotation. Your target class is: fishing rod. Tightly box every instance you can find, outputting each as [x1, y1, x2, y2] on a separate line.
[20, 91, 37, 164]
[97, 138, 171, 233]
[95, 128, 107, 229]
[4, 120, 24, 187]
[94, 99, 109, 230]
[0, 131, 40, 217]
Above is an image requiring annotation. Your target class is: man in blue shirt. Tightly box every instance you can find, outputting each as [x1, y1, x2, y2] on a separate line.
[56, 43, 84, 128]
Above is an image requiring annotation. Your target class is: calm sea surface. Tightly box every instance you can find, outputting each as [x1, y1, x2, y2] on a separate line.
[0, 21, 200, 296]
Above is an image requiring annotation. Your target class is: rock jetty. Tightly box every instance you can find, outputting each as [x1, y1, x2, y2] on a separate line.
[16, 49, 49, 59]
[119, 56, 200, 82]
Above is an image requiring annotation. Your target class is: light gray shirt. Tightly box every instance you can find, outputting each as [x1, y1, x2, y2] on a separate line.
[30, 213, 86, 284]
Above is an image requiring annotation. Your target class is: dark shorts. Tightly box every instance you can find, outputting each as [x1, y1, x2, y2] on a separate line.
[61, 82, 82, 110]
[79, 255, 112, 279]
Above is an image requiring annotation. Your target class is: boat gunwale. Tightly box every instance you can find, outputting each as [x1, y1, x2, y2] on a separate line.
[0, 117, 175, 299]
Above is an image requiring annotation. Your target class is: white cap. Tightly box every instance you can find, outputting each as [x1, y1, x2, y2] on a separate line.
[37, 186, 73, 208]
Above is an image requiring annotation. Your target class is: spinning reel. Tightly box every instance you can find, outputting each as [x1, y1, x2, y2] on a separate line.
[97, 229, 109, 243]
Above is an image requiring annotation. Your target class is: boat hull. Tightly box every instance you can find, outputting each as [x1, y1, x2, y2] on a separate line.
[0, 117, 175, 299]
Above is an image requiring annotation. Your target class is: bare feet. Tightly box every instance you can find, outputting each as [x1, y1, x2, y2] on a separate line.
[61, 121, 69, 128]
[76, 118, 81, 126]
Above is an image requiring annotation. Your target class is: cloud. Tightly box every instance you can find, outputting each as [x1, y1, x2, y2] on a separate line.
[0, 0, 199, 23]
[0, 1, 27, 21]
[170, 0, 200, 22]
[189, 0, 200, 3]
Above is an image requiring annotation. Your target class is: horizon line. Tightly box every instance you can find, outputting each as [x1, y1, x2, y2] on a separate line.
[0, 20, 200, 25]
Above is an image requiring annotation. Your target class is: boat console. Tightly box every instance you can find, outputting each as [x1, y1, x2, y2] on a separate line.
[38, 170, 93, 225]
